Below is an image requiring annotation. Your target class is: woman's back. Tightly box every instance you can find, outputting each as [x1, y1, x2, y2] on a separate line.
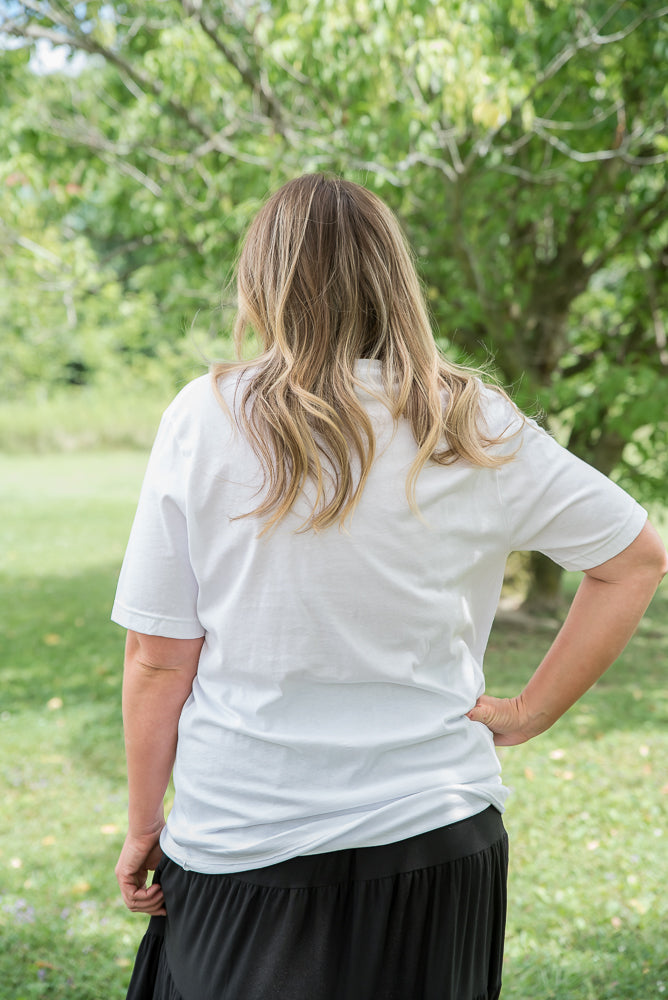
[113, 358, 644, 873]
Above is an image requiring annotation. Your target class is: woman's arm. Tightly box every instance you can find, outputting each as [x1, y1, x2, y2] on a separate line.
[468, 521, 668, 746]
[115, 630, 204, 914]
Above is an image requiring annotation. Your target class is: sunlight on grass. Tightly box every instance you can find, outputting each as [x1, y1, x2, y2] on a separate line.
[1, 452, 667, 999]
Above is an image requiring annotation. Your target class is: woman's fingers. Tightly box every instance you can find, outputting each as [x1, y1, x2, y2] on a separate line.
[467, 694, 513, 729]
[467, 695, 531, 746]
[115, 830, 166, 914]
[118, 877, 166, 915]
[130, 883, 166, 916]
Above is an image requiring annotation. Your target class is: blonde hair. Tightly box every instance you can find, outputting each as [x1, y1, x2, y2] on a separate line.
[212, 173, 518, 533]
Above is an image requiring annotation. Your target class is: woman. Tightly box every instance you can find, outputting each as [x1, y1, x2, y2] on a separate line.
[112, 174, 667, 1000]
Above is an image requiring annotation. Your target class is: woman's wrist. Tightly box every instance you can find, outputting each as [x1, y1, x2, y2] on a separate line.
[515, 691, 553, 740]
[127, 812, 166, 840]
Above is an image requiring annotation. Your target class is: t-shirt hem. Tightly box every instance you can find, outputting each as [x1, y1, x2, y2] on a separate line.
[110, 601, 205, 639]
[557, 504, 647, 572]
[159, 791, 506, 874]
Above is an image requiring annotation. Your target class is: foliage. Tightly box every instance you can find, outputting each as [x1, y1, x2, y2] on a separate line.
[1, 451, 667, 998]
[1, 1, 668, 597]
[0, 381, 171, 452]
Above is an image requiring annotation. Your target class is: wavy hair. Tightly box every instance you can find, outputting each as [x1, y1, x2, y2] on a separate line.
[212, 173, 519, 533]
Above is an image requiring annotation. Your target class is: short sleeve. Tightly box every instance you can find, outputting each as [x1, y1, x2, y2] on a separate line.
[496, 413, 647, 571]
[111, 410, 205, 638]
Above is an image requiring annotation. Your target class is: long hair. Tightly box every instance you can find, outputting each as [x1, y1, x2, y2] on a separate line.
[212, 173, 518, 533]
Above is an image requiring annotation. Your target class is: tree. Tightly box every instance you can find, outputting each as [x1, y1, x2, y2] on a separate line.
[2, 0, 667, 608]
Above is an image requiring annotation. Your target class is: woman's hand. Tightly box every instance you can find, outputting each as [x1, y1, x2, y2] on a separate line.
[469, 524, 667, 748]
[115, 827, 166, 915]
[467, 694, 538, 747]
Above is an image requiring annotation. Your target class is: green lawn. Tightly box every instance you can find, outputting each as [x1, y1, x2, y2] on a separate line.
[1, 451, 666, 1000]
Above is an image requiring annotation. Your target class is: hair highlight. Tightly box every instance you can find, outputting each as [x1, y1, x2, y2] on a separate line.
[212, 174, 520, 534]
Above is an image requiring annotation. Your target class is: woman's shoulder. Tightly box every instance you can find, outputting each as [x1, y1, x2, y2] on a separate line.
[165, 368, 255, 415]
[162, 373, 215, 423]
[157, 372, 241, 449]
[475, 381, 526, 439]
[160, 366, 262, 446]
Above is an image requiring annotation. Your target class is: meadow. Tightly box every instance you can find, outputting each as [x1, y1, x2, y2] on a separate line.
[1, 448, 667, 1000]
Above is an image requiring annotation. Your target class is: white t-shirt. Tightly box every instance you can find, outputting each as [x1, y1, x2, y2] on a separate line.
[112, 361, 647, 873]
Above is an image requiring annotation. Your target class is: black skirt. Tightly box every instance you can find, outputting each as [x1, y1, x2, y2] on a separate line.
[126, 806, 508, 1000]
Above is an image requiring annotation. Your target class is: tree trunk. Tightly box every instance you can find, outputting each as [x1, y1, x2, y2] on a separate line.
[522, 552, 567, 616]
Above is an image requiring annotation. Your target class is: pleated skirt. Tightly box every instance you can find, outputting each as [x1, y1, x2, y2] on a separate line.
[126, 806, 508, 1000]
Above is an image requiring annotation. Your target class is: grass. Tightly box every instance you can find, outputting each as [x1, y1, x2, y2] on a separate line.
[489, 613, 668, 1000]
[0, 371, 209, 453]
[0, 452, 150, 999]
[1, 450, 667, 999]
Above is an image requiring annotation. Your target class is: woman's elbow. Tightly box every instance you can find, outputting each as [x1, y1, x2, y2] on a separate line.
[645, 521, 668, 580]
[585, 521, 668, 586]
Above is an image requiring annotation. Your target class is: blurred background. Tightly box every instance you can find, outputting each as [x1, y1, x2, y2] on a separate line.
[2, 0, 668, 605]
[1, 3, 667, 998]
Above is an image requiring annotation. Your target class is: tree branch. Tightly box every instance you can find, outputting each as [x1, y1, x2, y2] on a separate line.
[586, 188, 668, 273]
[3, 13, 283, 172]
[0, 219, 63, 266]
[489, 163, 565, 185]
[179, 0, 288, 129]
[533, 124, 668, 166]
[4, 12, 217, 146]
[464, 2, 668, 170]
[32, 114, 165, 195]
[394, 151, 457, 183]
[178, 0, 322, 139]
[589, 5, 668, 45]
[533, 101, 623, 132]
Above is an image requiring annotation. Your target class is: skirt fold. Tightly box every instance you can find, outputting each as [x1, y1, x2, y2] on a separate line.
[125, 917, 184, 1000]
